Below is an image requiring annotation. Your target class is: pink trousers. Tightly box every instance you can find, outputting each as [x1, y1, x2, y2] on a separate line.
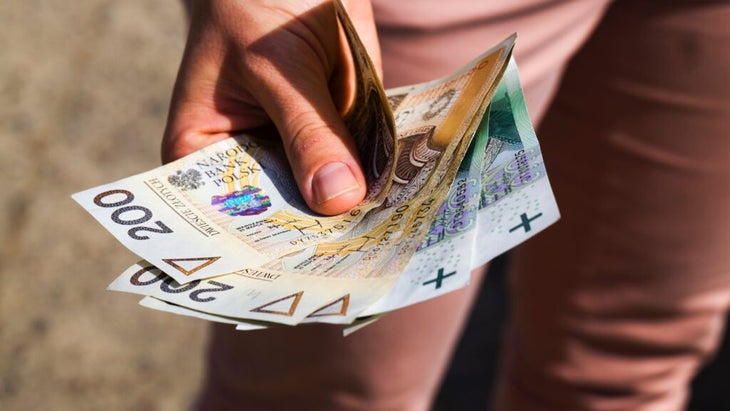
[194, 1, 730, 409]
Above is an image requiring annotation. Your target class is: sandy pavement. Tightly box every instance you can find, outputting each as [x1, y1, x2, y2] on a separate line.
[1, 1, 208, 409]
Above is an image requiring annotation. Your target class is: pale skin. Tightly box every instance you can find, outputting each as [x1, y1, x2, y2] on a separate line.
[164, 0, 382, 216]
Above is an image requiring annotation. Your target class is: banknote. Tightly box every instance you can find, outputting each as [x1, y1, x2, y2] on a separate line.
[334, 0, 397, 206]
[333, 0, 397, 209]
[362, 59, 560, 315]
[469, 60, 560, 269]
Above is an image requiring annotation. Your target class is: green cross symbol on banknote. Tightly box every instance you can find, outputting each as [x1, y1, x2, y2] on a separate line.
[509, 212, 544, 233]
[422, 268, 457, 290]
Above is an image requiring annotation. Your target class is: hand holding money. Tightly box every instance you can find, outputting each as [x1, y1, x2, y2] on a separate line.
[163, 0, 381, 215]
[73, 1, 558, 331]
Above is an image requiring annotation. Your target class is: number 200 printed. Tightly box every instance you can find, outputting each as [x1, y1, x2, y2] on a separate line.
[94, 189, 173, 240]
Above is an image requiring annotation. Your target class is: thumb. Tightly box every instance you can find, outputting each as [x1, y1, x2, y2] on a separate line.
[237, 2, 370, 216]
[165, 0, 374, 216]
[253, 65, 367, 216]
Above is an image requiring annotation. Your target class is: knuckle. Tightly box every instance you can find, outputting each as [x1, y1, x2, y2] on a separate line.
[285, 112, 334, 156]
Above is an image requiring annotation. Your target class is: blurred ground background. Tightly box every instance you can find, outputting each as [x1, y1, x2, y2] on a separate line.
[1, 1, 727, 411]
[0, 1, 204, 410]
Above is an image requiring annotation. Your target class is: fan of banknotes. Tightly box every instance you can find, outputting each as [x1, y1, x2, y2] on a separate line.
[72, 0, 559, 334]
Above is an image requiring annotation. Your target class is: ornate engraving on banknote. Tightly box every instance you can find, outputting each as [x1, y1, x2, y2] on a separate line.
[479, 88, 545, 209]
[422, 89, 456, 120]
[167, 169, 204, 191]
[386, 125, 441, 207]
[393, 126, 440, 185]
[387, 93, 407, 111]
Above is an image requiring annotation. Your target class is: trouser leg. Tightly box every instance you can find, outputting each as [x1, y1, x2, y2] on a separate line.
[496, 1, 730, 410]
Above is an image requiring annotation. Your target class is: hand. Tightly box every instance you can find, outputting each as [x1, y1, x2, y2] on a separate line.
[163, 0, 381, 215]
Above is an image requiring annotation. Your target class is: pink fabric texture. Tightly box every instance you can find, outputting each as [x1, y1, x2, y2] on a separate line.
[495, 2, 730, 409]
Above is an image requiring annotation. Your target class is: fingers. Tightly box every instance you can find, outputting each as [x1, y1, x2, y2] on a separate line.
[240, 37, 367, 214]
[163, 0, 379, 215]
[256, 70, 367, 215]
[284, 117, 367, 216]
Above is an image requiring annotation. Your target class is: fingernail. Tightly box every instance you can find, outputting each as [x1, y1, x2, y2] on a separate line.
[312, 162, 360, 205]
